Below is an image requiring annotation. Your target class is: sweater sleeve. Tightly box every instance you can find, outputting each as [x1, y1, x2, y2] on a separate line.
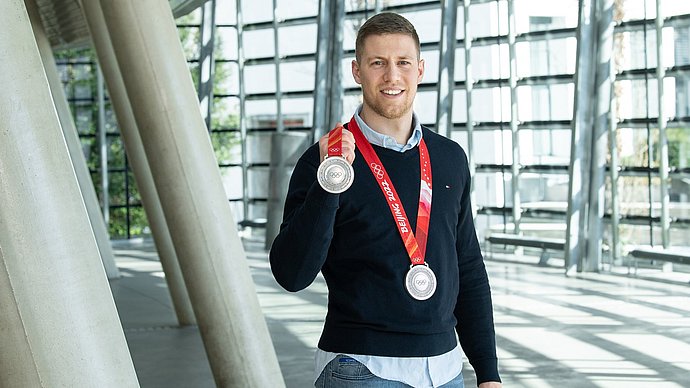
[269, 148, 340, 292]
[453, 155, 501, 385]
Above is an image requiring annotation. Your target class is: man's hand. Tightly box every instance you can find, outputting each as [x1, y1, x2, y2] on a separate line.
[319, 122, 356, 164]
[478, 382, 502, 388]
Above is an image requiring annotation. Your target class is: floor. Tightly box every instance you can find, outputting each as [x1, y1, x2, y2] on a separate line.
[110, 237, 690, 388]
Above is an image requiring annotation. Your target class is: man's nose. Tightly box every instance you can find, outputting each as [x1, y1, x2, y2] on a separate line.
[383, 63, 400, 82]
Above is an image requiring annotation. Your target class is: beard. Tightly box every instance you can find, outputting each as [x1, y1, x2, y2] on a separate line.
[364, 90, 415, 120]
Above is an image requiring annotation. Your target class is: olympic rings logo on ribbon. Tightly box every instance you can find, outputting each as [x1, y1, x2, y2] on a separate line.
[370, 163, 385, 180]
[329, 147, 339, 153]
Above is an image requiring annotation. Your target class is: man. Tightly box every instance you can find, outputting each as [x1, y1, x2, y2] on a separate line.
[270, 12, 502, 388]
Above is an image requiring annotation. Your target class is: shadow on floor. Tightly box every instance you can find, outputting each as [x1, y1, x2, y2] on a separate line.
[110, 238, 690, 388]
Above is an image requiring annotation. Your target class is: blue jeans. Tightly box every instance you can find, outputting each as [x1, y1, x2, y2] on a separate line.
[315, 356, 464, 388]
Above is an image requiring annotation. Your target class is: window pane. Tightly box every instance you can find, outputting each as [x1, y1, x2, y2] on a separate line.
[281, 97, 314, 127]
[513, 0, 579, 33]
[246, 100, 277, 128]
[400, 9, 442, 44]
[178, 26, 201, 60]
[212, 131, 242, 165]
[212, 97, 240, 129]
[241, 0, 272, 24]
[215, 62, 240, 95]
[516, 38, 576, 78]
[520, 173, 570, 208]
[279, 25, 318, 56]
[277, 0, 317, 19]
[219, 166, 244, 200]
[415, 90, 437, 124]
[243, 29, 275, 59]
[471, 44, 509, 81]
[469, 1, 508, 38]
[517, 84, 574, 122]
[245, 64, 276, 94]
[107, 137, 126, 169]
[615, 30, 659, 71]
[216, 0, 237, 25]
[280, 61, 315, 92]
[247, 132, 272, 164]
[451, 89, 467, 124]
[248, 166, 269, 198]
[475, 172, 513, 207]
[75, 106, 94, 135]
[618, 0, 656, 22]
[248, 202, 267, 222]
[471, 87, 511, 123]
[670, 225, 690, 247]
[519, 130, 571, 166]
[216, 27, 238, 60]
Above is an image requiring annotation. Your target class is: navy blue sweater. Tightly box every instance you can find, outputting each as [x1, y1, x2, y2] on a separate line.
[269, 127, 500, 384]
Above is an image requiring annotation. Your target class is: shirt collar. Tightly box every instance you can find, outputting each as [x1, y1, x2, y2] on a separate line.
[353, 105, 422, 153]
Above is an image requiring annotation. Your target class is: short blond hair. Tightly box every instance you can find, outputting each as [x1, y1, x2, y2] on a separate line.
[355, 12, 421, 62]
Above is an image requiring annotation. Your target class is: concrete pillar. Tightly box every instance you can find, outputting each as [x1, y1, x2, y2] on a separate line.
[266, 132, 310, 249]
[97, 0, 284, 386]
[435, 0, 458, 137]
[0, 1, 139, 386]
[312, 0, 344, 141]
[79, 0, 196, 326]
[585, 0, 615, 272]
[566, 0, 598, 274]
[25, 0, 120, 279]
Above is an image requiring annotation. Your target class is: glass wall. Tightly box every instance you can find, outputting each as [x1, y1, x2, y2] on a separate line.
[56, 51, 148, 239]
[607, 1, 690, 273]
[57, 0, 689, 278]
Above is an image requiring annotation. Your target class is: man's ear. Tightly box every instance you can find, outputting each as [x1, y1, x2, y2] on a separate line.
[417, 58, 425, 84]
[352, 59, 362, 85]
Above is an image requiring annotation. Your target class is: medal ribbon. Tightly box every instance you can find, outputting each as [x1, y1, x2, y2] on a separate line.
[348, 117, 432, 265]
[327, 125, 344, 158]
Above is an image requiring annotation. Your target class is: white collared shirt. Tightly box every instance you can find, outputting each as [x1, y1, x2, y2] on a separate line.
[313, 106, 464, 387]
[353, 105, 423, 151]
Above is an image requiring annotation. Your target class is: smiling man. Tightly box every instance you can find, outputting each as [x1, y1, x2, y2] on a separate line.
[270, 12, 502, 388]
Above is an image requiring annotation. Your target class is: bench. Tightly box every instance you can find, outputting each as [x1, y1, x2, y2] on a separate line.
[629, 247, 690, 266]
[485, 233, 566, 265]
[238, 219, 267, 228]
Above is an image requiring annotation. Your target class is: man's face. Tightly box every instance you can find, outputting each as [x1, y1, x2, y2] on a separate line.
[352, 33, 425, 121]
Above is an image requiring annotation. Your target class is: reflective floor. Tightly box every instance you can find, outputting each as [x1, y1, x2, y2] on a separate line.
[110, 237, 690, 388]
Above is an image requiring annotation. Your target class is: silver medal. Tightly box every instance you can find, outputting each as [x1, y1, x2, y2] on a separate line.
[317, 156, 354, 193]
[405, 264, 436, 300]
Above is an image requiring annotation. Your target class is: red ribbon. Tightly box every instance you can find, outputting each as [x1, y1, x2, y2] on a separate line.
[327, 126, 343, 157]
[348, 117, 432, 265]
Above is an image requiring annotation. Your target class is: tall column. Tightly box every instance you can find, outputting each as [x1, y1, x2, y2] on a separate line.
[25, 0, 120, 279]
[272, 0, 284, 132]
[435, 0, 458, 138]
[463, 0, 478, 209]
[0, 1, 138, 386]
[655, 0, 671, 248]
[97, 0, 284, 386]
[312, 0, 344, 141]
[565, 0, 598, 274]
[507, 0, 522, 234]
[266, 132, 310, 249]
[585, 0, 615, 272]
[237, 0, 250, 223]
[79, 0, 196, 326]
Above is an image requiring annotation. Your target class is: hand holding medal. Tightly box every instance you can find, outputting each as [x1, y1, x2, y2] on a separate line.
[317, 124, 355, 193]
